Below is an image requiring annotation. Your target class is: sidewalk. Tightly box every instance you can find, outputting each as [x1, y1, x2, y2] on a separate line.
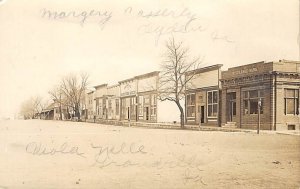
[274, 130, 300, 136]
[78, 119, 300, 136]
[194, 125, 300, 136]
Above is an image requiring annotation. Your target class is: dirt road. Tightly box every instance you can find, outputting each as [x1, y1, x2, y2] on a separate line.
[0, 120, 299, 188]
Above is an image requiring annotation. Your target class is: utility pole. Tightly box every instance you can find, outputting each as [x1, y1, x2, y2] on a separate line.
[257, 98, 262, 134]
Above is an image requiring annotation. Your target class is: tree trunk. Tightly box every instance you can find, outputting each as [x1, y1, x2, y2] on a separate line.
[66, 106, 70, 119]
[59, 94, 62, 120]
[176, 100, 185, 129]
[75, 104, 80, 121]
[59, 103, 62, 120]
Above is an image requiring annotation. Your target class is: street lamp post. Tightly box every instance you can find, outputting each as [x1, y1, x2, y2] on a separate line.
[199, 107, 201, 131]
[257, 98, 262, 134]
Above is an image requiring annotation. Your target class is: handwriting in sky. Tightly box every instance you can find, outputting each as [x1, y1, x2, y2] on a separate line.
[40, 8, 112, 29]
[39, 6, 234, 45]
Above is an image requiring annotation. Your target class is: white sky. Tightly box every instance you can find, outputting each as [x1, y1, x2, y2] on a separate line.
[0, 0, 299, 118]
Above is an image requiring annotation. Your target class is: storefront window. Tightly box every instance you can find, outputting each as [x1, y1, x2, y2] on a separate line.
[187, 93, 195, 117]
[250, 99, 258, 114]
[138, 96, 143, 116]
[151, 107, 156, 116]
[115, 99, 119, 115]
[130, 97, 136, 118]
[284, 89, 299, 115]
[121, 98, 126, 119]
[151, 94, 157, 116]
[207, 91, 218, 117]
[108, 100, 112, 115]
[244, 100, 248, 114]
[243, 90, 264, 115]
[187, 107, 195, 117]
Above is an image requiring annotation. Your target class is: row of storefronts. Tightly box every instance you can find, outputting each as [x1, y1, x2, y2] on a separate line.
[86, 71, 179, 124]
[83, 59, 299, 131]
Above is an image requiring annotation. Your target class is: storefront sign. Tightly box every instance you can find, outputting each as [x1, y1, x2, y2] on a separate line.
[121, 91, 136, 96]
[232, 67, 258, 76]
[121, 82, 136, 97]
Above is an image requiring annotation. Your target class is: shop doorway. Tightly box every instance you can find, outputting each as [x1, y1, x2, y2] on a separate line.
[200, 106, 205, 123]
[145, 107, 149, 121]
[227, 92, 236, 122]
[127, 107, 130, 120]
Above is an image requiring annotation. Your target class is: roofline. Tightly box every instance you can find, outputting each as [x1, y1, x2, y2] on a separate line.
[118, 77, 135, 84]
[119, 71, 160, 84]
[223, 59, 300, 72]
[107, 84, 120, 89]
[134, 71, 160, 79]
[277, 59, 300, 63]
[94, 84, 108, 89]
[223, 61, 266, 72]
[186, 64, 223, 75]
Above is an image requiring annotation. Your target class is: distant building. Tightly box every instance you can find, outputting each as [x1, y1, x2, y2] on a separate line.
[93, 84, 120, 121]
[88, 71, 180, 123]
[118, 71, 159, 122]
[221, 60, 300, 130]
[118, 71, 181, 123]
[136, 71, 158, 122]
[185, 64, 223, 126]
[119, 77, 137, 121]
[86, 91, 95, 119]
[106, 84, 121, 120]
[94, 84, 108, 120]
[40, 101, 67, 120]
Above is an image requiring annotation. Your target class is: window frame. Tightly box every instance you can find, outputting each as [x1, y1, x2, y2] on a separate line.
[115, 99, 120, 116]
[186, 93, 196, 118]
[243, 90, 264, 115]
[284, 89, 299, 115]
[207, 90, 218, 118]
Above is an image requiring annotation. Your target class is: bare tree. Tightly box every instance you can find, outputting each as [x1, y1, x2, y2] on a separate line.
[60, 72, 89, 121]
[32, 96, 43, 119]
[48, 86, 64, 120]
[20, 96, 48, 119]
[158, 37, 202, 128]
[20, 99, 34, 119]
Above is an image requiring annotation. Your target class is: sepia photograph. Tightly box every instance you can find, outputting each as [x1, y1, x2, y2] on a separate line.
[0, 0, 299, 188]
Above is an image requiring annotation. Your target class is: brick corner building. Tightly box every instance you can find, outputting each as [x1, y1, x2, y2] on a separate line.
[221, 60, 300, 130]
